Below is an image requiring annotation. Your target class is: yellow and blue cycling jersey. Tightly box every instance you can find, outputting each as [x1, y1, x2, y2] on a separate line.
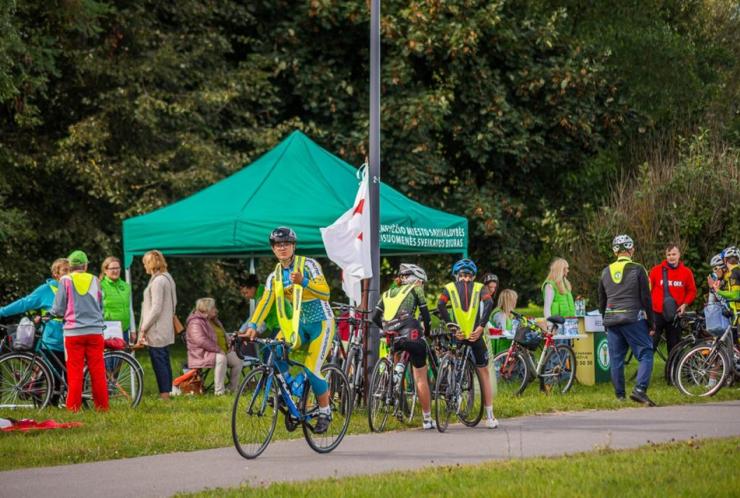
[247, 257, 333, 329]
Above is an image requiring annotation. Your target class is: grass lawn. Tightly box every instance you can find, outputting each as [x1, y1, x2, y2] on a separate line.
[1, 340, 738, 471]
[179, 437, 740, 497]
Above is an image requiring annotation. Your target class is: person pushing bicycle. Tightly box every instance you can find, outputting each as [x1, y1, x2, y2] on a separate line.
[241, 227, 335, 434]
[371, 264, 435, 430]
[437, 258, 498, 429]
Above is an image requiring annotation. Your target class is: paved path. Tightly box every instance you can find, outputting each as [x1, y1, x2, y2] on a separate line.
[2, 400, 739, 497]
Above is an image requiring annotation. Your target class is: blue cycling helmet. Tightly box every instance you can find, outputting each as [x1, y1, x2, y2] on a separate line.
[452, 258, 478, 276]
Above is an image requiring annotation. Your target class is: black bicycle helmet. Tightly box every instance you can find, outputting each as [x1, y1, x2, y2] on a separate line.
[269, 226, 297, 245]
[482, 273, 499, 285]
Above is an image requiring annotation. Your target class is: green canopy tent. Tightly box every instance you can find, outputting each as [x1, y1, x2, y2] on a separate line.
[122, 130, 467, 269]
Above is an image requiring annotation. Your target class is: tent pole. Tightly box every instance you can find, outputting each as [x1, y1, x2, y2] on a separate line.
[125, 266, 137, 338]
[366, 0, 381, 374]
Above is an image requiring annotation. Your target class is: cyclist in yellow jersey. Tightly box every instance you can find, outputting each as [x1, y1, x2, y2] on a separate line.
[710, 246, 740, 328]
[242, 227, 335, 433]
[437, 258, 498, 429]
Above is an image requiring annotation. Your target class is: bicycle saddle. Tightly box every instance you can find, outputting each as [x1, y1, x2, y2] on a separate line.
[546, 316, 565, 325]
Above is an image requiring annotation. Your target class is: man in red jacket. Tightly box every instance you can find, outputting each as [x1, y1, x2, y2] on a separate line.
[648, 243, 697, 356]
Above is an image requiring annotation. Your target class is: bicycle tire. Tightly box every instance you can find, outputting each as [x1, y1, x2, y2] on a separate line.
[675, 344, 728, 397]
[302, 364, 352, 454]
[664, 337, 694, 386]
[0, 352, 54, 409]
[459, 359, 483, 427]
[400, 360, 417, 424]
[367, 358, 392, 432]
[232, 367, 279, 459]
[539, 345, 576, 394]
[434, 359, 455, 433]
[83, 351, 144, 408]
[492, 350, 529, 396]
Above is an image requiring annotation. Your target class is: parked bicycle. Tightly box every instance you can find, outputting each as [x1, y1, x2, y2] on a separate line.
[663, 312, 710, 385]
[231, 338, 352, 459]
[433, 323, 483, 432]
[0, 318, 143, 409]
[674, 294, 739, 397]
[492, 313, 576, 396]
[331, 302, 372, 408]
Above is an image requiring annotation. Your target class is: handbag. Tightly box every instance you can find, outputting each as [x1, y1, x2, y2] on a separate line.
[161, 273, 185, 335]
[704, 302, 731, 337]
[661, 266, 678, 322]
[173, 369, 203, 395]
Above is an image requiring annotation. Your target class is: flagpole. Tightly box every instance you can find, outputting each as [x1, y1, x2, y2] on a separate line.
[366, 0, 381, 375]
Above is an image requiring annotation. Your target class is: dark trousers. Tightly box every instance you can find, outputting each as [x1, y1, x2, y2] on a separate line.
[652, 313, 681, 354]
[607, 320, 654, 396]
[148, 346, 173, 394]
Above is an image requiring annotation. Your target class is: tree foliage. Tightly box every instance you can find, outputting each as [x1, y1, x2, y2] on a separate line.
[0, 0, 736, 324]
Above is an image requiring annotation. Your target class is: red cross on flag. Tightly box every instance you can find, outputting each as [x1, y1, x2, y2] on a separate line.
[321, 169, 373, 304]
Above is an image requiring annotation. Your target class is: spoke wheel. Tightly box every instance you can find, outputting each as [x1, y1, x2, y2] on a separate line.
[434, 360, 455, 433]
[302, 364, 352, 453]
[400, 360, 418, 424]
[539, 345, 576, 394]
[492, 350, 529, 396]
[232, 367, 278, 459]
[83, 351, 144, 408]
[675, 345, 728, 397]
[458, 360, 483, 427]
[664, 338, 693, 386]
[367, 358, 392, 432]
[0, 353, 53, 409]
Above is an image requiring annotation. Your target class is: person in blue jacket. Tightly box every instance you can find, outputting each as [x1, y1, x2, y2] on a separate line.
[0, 258, 69, 357]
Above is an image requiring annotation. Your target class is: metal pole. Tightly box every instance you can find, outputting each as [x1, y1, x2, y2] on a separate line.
[366, 0, 381, 374]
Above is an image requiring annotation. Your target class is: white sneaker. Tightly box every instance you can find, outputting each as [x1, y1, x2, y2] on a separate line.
[486, 417, 499, 429]
[707, 378, 718, 388]
[422, 419, 436, 430]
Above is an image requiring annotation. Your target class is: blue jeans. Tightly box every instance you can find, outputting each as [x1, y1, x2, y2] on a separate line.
[148, 346, 173, 394]
[606, 320, 654, 396]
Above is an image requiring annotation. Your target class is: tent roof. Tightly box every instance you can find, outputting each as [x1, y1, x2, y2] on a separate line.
[123, 131, 467, 268]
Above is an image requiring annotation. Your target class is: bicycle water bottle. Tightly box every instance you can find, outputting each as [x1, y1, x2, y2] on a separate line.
[393, 362, 405, 385]
[291, 372, 306, 398]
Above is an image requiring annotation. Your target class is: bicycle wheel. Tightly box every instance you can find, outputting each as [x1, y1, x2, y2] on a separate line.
[367, 358, 392, 432]
[302, 364, 352, 454]
[83, 351, 144, 408]
[539, 345, 576, 394]
[232, 367, 279, 459]
[492, 350, 529, 396]
[400, 360, 417, 424]
[664, 338, 693, 386]
[458, 360, 483, 427]
[0, 353, 54, 409]
[675, 344, 729, 397]
[434, 359, 455, 433]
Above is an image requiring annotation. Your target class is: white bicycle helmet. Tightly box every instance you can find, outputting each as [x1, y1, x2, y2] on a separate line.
[612, 234, 634, 253]
[710, 253, 726, 268]
[399, 263, 427, 284]
[723, 246, 739, 259]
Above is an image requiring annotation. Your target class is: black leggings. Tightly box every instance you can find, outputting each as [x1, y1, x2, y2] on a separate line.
[395, 338, 427, 368]
[461, 336, 489, 368]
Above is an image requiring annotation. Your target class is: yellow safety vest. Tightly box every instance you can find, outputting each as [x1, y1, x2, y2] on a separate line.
[381, 284, 416, 322]
[274, 256, 306, 347]
[445, 282, 483, 339]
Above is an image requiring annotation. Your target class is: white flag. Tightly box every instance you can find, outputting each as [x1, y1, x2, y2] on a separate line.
[321, 168, 373, 304]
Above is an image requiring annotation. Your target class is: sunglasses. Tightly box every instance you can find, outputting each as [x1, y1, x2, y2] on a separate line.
[458, 271, 474, 277]
[272, 242, 293, 248]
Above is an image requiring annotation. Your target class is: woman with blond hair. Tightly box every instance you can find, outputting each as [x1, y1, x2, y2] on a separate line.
[542, 257, 575, 319]
[138, 250, 177, 399]
[100, 256, 133, 343]
[186, 298, 241, 395]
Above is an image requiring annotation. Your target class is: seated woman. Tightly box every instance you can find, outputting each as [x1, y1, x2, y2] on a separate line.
[185, 298, 240, 395]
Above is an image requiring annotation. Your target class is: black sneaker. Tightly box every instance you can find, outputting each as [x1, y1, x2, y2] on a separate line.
[314, 412, 331, 434]
[629, 389, 656, 407]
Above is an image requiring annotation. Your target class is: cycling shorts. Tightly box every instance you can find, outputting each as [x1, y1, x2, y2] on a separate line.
[395, 338, 427, 368]
[461, 335, 489, 368]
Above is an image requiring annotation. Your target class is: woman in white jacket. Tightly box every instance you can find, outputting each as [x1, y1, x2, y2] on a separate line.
[138, 250, 176, 400]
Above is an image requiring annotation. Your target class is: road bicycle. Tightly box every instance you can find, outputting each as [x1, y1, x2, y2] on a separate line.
[663, 312, 710, 386]
[433, 322, 484, 432]
[331, 302, 372, 408]
[492, 313, 576, 396]
[367, 314, 437, 432]
[674, 295, 739, 397]
[0, 319, 143, 409]
[232, 337, 352, 459]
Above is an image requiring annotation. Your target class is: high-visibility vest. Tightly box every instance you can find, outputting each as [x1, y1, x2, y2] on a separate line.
[444, 282, 483, 338]
[274, 256, 306, 347]
[381, 284, 416, 322]
[38, 283, 62, 322]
